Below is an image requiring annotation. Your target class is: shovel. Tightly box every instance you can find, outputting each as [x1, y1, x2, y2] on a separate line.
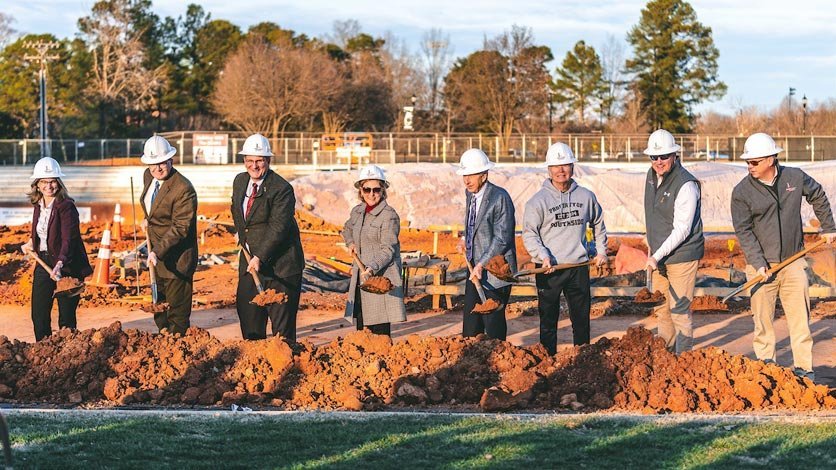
[513, 259, 596, 278]
[465, 258, 504, 314]
[240, 245, 287, 307]
[351, 252, 394, 294]
[632, 265, 665, 306]
[146, 235, 159, 304]
[241, 244, 266, 295]
[722, 238, 826, 303]
[28, 250, 83, 298]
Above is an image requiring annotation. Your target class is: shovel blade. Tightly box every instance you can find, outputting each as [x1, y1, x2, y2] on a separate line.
[150, 282, 159, 304]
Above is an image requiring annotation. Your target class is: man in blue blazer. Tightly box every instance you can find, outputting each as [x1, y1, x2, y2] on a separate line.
[456, 148, 517, 340]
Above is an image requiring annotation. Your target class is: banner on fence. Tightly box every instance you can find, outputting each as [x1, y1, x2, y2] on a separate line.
[0, 207, 91, 226]
[193, 134, 229, 164]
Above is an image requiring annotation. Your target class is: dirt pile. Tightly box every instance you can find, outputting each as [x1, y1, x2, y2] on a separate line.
[473, 298, 501, 313]
[361, 276, 393, 294]
[634, 288, 665, 304]
[0, 324, 832, 413]
[690, 295, 730, 312]
[484, 255, 514, 281]
[251, 289, 288, 307]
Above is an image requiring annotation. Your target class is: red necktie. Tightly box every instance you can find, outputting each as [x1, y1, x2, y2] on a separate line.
[245, 182, 258, 219]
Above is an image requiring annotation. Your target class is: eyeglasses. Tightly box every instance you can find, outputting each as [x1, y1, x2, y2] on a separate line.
[746, 158, 768, 167]
[362, 187, 382, 194]
[244, 158, 267, 166]
[649, 154, 674, 162]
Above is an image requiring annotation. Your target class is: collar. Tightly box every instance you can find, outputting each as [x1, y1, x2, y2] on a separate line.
[40, 198, 55, 210]
[470, 182, 488, 199]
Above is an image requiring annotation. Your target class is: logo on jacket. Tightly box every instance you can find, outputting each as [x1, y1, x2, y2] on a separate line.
[785, 182, 796, 192]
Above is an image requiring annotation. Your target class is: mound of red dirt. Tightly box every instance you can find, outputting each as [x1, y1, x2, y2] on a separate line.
[0, 324, 832, 413]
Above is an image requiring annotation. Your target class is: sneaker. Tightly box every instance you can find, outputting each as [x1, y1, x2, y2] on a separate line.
[792, 367, 815, 381]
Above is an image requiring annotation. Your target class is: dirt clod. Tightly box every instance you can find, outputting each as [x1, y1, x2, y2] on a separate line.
[485, 255, 514, 281]
[634, 288, 665, 304]
[691, 295, 730, 312]
[138, 302, 170, 314]
[251, 289, 288, 307]
[361, 276, 394, 294]
[473, 298, 501, 313]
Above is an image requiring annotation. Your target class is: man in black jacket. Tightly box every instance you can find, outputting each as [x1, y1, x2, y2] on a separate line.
[231, 133, 305, 341]
[731, 132, 836, 381]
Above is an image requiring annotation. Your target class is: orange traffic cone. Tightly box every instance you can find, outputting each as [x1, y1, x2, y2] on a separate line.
[112, 203, 122, 240]
[88, 222, 116, 287]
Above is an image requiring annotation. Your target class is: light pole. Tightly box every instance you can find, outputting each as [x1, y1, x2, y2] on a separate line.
[547, 88, 555, 135]
[23, 40, 60, 159]
[802, 94, 808, 134]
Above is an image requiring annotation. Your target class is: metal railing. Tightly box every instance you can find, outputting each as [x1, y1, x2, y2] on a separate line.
[1, 133, 834, 166]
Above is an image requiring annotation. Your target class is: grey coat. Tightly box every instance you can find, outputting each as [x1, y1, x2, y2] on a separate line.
[465, 181, 517, 289]
[342, 200, 407, 325]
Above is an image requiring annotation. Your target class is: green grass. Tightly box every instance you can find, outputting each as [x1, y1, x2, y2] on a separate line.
[4, 412, 836, 469]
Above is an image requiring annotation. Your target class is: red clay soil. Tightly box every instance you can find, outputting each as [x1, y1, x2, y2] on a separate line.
[0, 324, 832, 412]
[472, 298, 501, 314]
[251, 289, 288, 307]
[634, 288, 666, 304]
[484, 255, 514, 281]
[361, 276, 393, 294]
[138, 302, 170, 314]
[690, 295, 730, 312]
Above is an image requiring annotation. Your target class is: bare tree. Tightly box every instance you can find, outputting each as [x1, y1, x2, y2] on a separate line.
[212, 37, 340, 145]
[0, 13, 15, 47]
[599, 34, 626, 126]
[327, 19, 362, 49]
[420, 28, 453, 119]
[380, 31, 424, 129]
[79, 0, 166, 134]
[610, 87, 650, 134]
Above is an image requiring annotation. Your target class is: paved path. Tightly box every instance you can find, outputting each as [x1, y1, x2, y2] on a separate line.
[1, 304, 833, 386]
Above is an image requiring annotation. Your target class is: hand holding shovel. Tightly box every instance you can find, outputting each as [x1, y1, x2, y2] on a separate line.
[352, 252, 394, 294]
[26, 250, 83, 298]
[241, 245, 286, 307]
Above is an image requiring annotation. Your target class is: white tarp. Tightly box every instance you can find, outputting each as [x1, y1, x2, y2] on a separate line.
[291, 161, 836, 232]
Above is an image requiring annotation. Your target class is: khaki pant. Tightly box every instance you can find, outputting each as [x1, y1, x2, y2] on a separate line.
[746, 259, 812, 371]
[652, 260, 698, 353]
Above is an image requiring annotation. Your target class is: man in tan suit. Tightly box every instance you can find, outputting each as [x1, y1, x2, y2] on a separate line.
[140, 135, 198, 335]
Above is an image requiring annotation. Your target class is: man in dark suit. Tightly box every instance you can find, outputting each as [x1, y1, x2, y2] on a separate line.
[231, 133, 305, 341]
[456, 148, 517, 340]
[140, 135, 198, 335]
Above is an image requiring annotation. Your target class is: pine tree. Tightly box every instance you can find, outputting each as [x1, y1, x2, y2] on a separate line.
[554, 40, 606, 126]
[625, 0, 726, 132]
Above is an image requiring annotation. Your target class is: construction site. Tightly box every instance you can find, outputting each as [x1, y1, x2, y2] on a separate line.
[0, 160, 834, 414]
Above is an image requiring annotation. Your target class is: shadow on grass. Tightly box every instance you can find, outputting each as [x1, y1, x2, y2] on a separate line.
[5, 414, 836, 468]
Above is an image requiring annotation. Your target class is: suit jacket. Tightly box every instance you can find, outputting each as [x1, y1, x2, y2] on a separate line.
[31, 198, 93, 278]
[231, 170, 304, 279]
[342, 200, 407, 325]
[140, 167, 198, 280]
[465, 181, 517, 289]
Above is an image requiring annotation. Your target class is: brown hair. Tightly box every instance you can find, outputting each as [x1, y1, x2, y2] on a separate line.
[27, 178, 72, 205]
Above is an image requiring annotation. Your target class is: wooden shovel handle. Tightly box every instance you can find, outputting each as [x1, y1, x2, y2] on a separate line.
[514, 259, 596, 277]
[351, 252, 368, 272]
[29, 250, 60, 281]
[240, 245, 265, 293]
[464, 258, 488, 303]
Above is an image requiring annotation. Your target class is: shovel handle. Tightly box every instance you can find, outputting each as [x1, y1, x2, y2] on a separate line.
[241, 245, 265, 294]
[351, 252, 368, 272]
[514, 259, 596, 277]
[646, 266, 653, 293]
[464, 258, 488, 303]
[721, 238, 827, 303]
[28, 250, 60, 281]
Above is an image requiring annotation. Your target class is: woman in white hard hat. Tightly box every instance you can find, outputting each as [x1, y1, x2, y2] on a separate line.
[20, 157, 93, 341]
[342, 164, 407, 336]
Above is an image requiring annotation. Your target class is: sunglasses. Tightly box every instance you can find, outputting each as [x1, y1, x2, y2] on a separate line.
[362, 187, 382, 194]
[746, 158, 769, 167]
[649, 154, 674, 162]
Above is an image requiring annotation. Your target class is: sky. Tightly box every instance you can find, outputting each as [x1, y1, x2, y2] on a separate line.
[5, 0, 836, 115]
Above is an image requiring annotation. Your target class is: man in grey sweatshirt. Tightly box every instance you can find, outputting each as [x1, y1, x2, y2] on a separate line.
[523, 142, 608, 354]
[731, 132, 836, 381]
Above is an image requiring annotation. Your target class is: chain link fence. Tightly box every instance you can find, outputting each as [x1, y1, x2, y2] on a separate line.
[2, 133, 835, 166]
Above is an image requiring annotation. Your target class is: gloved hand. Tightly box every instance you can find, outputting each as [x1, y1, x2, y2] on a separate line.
[755, 266, 768, 280]
[470, 262, 484, 281]
[147, 251, 158, 267]
[21, 239, 33, 254]
[247, 255, 260, 274]
[823, 233, 836, 244]
[645, 255, 658, 271]
[51, 260, 63, 279]
[595, 253, 608, 267]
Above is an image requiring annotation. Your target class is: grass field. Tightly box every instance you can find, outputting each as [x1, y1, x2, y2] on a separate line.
[3, 411, 836, 468]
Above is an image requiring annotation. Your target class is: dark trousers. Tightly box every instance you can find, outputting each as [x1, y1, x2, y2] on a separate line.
[353, 287, 391, 336]
[154, 276, 193, 335]
[237, 273, 302, 342]
[462, 280, 512, 340]
[31, 257, 81, 341]
[536, 265, 591, 355]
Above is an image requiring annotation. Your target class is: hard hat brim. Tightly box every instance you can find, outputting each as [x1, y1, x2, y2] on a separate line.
[31, 171, 66, 179]
[354, 178, 390, 189]
[455, 162, 495, 176]
[740, 147, 782, 160]
[643, 144, 681, 156]
[140, 148, 177, 165]
[238, 149, 275, 157]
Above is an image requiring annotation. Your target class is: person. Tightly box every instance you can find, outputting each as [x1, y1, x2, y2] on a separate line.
[342, 165, 407, 336]
[140, 135, 198, 335]
[643, 129, 704, 354]
[456, 148, 517, 340]
[231, 133, 304, 341]
[21, 157, 92, 341]
[731, 132, 836, 381]
[523, 143, 608, 354]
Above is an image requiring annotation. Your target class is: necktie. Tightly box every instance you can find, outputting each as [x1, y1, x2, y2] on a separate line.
[245, 182, 258, 219]
[465, 196, 477, 261]
[150, 181, 160, 207]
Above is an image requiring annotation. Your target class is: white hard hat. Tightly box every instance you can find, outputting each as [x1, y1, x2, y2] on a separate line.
[140, 136, 176, 164]
[31, 157, 66, 179]
[643, 129, 681, 156]
[740, 132, 782, 160]
[239, 133, 274, 157]
[455, 148, 495, 176]
[354, 164, 389, 188]
[543, 142, 576, 166]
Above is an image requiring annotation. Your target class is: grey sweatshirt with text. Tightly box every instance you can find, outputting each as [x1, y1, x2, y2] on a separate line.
[523, 178, 608, 265]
